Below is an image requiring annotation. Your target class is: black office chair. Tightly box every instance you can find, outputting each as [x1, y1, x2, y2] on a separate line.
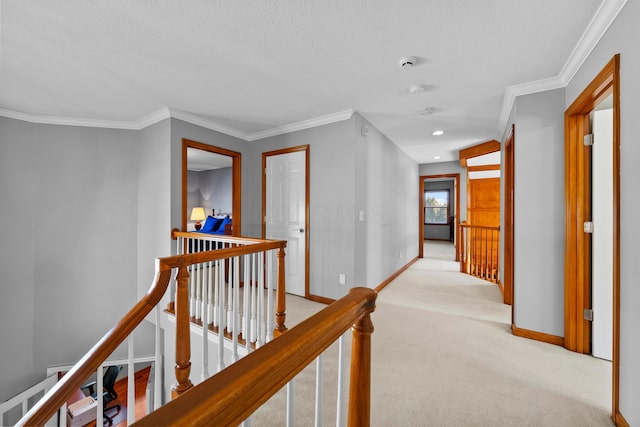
[81, 365, 122, 426]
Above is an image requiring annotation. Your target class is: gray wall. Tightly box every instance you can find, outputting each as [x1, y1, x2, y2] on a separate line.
[0, 117, 140, 402]
[246, 119, 358, 299]
[137, 119, 173, 298]
[564, 1, 640, 423]
[356, 114, 419, 289]
[423, 180, 455, 240]
[504, 88, 566, 337]
[245, 114, 418, 299]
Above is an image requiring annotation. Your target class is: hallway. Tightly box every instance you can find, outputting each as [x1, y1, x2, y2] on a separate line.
[270, 242, 613, 425]
[368, 241, 613, 426]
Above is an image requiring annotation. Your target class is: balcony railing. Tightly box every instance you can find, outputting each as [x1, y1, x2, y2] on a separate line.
[17, 234, 287, 426]
[459, 222, 500, 284]
[17, 231, 377, 426]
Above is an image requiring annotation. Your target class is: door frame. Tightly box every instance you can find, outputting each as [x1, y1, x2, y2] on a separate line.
[262, 145, 310, 299]
[503, 125, 514, 308]
[419, 173, 460, 261]
[563, 54, 620, 420]
[181, 139, 242, 235]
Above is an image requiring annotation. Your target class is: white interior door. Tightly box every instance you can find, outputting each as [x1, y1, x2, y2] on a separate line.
[265, 150, 307, 297]
[591, 107, 613, 361]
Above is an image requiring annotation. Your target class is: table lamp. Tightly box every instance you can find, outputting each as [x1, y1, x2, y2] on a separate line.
[190, 207, 206, 230]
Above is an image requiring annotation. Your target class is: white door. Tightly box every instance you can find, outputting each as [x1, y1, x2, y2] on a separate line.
[265, 150, 307, 297]
[591, 106, 613, 361]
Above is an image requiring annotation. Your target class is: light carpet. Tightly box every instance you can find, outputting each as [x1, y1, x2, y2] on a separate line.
[250, 244, 613, 426]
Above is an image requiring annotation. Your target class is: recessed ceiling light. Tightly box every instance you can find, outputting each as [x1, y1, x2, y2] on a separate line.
[409, 85, 425, 94]
[433, 156, 441, 160]
[432, 130, 444, 136]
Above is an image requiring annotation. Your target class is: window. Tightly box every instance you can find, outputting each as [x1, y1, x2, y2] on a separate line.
[424, 190, 449, 224]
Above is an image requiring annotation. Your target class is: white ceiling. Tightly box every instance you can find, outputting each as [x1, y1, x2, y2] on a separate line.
[1, 1, 617, 165]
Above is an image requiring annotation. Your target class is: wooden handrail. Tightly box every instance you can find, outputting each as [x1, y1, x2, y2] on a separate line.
[17, 264, 173, 427]
[18, 238, 287, 427]
[131, 287, 377, 427]
[459, 223, 500, 231]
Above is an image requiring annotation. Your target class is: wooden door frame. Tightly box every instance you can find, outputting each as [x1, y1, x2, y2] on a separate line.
[419, 174, 460, 261]
[181, 139, 242, 235]
[503, 125, 514, 308]
[564, 54, 620, 421]
[262, 145, 311, 300]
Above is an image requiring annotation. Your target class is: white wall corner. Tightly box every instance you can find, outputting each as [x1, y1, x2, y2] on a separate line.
[495, 0, 628, 140]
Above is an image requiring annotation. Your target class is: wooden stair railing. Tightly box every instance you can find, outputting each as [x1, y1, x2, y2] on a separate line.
[459, 222, 500, 283]
[17, 238, 287, 427]
[131, 287, 377, 427]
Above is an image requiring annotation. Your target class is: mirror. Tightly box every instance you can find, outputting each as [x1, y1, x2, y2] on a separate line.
[181, 139, 241, 234]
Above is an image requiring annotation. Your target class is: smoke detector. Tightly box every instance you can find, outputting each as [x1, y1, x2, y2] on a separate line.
[399, 56, 417, 69]
[419, 107, 434, 116]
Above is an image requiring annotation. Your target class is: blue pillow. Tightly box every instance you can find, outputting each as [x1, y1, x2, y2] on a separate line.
[201, 216, 222, 232]
[216, 217, 232, 233]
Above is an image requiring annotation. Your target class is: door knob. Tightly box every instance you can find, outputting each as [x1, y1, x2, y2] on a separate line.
[298, 228, 305, 233]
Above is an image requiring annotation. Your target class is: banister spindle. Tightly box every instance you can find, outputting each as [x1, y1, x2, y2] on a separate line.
[348, 313, 374, 427]
[275, 245, 288, 336]
[172, 263, 194, 398]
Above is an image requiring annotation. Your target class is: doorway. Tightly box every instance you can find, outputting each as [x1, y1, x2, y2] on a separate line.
[181, 139, 242, 234]
[262, 145, 309, 298]
[419, 174, 460, 261]
[564, 54, 620, 420]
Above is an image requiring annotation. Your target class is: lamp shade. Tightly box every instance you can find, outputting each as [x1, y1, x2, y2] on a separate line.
[190, 207, 206, 222]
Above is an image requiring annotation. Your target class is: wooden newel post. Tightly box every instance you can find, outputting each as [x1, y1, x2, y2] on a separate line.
[348, 312, 374, 427]
[274, 245, 288, 337]
[172, 263, 194, 398]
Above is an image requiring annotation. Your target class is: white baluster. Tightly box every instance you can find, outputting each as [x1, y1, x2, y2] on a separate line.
[213, 260, 219, 328]
[266, 249, 274, 342]
[233, 256, 240, 362]
[128, 336, 135, 425]
[243, 253, 251, 352]
[227, 253, 233, 333]
[208, 242, 214, 323]
[201, 258, 210, 381]
[154, 305, 162, 410]
[189, 265, 196, 319]
[251, 253, 257, 344]
[195, 263, 202, 321]
[217, 259, 226, 372]
[286, 379, 295, 427]
[257, 252, 265, 347]
[315, 354, 323, 427]
[96, 366, 104, 425]
[336, 334, 346, 427]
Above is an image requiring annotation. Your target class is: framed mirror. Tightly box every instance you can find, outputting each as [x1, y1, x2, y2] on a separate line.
[181, 139, 241, 235]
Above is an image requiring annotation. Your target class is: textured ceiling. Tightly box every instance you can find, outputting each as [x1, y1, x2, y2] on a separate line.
[0, 0, 607, 164]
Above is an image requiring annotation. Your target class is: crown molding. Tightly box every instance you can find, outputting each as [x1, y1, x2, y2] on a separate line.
[246, 109, 356, 141]
[0, 107, 140, 130]
[166, 108, 250, 140]
[496, 0, 627, 139]
[135, 107, 172, 129]
[559, 0, 628, 85]
[0, 106, 356, 141]
[496, 75, 565, 136]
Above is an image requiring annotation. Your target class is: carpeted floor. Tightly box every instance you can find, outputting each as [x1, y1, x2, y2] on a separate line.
[250, 241, 613, 426]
